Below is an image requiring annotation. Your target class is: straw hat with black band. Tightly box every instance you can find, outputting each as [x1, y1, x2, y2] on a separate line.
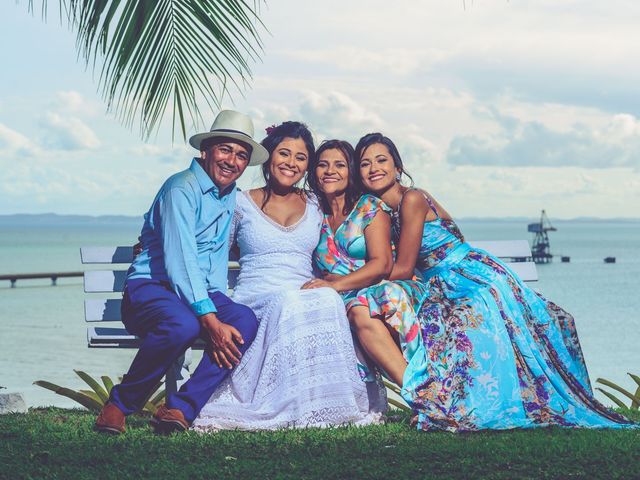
[189, 110, 269, 166]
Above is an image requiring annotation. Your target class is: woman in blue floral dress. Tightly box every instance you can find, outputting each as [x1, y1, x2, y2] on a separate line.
[353, 132, 635, 431]
[302, 140, 426, 388]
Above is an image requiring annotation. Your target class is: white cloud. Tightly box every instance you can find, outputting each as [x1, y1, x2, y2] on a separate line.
[40, 112, 101, 150]
[279, 46, 448, 76]
[447, 111, 640, 170]
[0, 123, 39, 157]
[51, 91, 102, 116]
[129, 143, 192, 166]
[298, 90, 384, 140]
[3, 0, 640, 217]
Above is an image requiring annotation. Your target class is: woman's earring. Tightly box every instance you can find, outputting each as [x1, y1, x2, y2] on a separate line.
[395, 173, 402, 182]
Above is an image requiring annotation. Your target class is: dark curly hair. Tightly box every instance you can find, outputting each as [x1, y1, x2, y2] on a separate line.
[307, 139, 362, 215]
[260, 121, 315, 210]
[354, 132, 414, 192]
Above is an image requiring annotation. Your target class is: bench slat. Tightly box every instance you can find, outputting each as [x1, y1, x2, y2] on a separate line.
[85, 299, 122, 321]
[468, 240, 532, 259]
[504, 261, 538, 282]
[88, 327, 205, 349]
[84, 261, 538, 322]
[84, 270, 127, 293]
[81, 247, 134, 264]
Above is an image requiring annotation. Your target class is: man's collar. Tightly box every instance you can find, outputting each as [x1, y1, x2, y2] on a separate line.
[190, 158, 235, 198]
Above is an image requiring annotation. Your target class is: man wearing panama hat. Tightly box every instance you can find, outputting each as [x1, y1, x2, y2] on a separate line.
[95, 110, 268, 434]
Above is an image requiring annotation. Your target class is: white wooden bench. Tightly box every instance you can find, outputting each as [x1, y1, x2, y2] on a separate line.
[80, 240, 536, 394]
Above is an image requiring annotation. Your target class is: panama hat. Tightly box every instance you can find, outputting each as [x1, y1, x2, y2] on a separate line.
[189, 110, 269, 166]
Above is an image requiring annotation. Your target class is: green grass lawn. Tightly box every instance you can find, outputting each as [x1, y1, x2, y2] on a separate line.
[1, 408, 638, 480]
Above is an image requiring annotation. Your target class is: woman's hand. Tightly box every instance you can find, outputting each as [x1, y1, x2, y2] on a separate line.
[301, 278, 338, 291]
[322, 273, 342, 282]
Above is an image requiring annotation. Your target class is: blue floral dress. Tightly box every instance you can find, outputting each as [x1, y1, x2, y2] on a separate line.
[394, 189, 635, 431]
[314, 194, 427, 380]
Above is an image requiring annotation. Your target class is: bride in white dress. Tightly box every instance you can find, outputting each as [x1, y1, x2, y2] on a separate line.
[192, 122, 385, 431]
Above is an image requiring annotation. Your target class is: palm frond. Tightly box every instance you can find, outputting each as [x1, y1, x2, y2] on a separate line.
[29, 0, 265, 140]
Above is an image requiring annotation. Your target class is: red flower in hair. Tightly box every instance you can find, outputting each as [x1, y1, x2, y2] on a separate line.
[265, 124, 277, 135]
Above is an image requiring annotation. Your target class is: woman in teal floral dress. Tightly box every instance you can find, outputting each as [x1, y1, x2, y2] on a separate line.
[302, 140, 426, 388]
[353, 132, 635, 431]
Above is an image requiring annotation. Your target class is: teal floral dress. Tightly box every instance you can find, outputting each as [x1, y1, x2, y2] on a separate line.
[313, 194, 427, 380]
[393, 189, 635, 431]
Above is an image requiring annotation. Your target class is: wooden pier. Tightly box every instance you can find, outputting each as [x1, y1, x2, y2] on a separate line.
[0, 271, 83, 287]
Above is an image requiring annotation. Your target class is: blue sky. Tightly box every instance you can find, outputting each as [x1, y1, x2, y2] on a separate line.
[1, 1, 639, 218]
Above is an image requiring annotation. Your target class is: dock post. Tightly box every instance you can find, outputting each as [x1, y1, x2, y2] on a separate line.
[51, 276, 57, 286]
[10, 278, 16, 288]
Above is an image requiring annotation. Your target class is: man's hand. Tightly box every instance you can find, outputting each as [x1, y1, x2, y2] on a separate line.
[199, 312, 244, 369]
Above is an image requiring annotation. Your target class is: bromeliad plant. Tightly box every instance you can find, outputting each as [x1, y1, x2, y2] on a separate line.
[34, 370, 165, 414]
[596, 373, 640, 410]
[383, 380, 412, 412]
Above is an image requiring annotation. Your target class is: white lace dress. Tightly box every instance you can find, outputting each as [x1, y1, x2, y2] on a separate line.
[192, 191, 386, 431]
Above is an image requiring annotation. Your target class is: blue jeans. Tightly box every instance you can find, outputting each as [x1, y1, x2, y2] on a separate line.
[109, 278, 257, 422]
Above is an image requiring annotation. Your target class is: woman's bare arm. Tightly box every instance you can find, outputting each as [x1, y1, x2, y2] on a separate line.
[389, 190, 430, 280]
[302, 211, 393, 292]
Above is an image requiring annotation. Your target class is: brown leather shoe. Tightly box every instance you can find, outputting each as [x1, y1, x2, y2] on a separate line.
[151, 404, 189, 434]
[95, 403, 126, 434]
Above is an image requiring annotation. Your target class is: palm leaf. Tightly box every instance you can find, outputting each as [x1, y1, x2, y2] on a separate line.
[34, 380, 103, 411]
[74, 370, 109, 403]
[28, 0, 266, 140]
[595, 387, 629, 409]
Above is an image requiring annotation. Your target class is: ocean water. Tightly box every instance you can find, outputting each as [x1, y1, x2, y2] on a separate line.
[0, 217, 638, 409]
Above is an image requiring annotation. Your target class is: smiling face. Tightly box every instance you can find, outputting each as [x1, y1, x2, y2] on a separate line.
[315, 148, 349, 195]
[359, 142, 400, 194]
[200, 138, 251, 191]
[268, 137, 309, 188]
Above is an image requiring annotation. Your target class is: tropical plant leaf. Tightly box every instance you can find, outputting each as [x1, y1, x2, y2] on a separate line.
[383, 380, 402, 395]
[79, 389, 104, 405]
[143, 401, 158, 415]
[34, 380, 103, 411]
[387, 398, 411, 412]
[101, 375, 114, 393]
[595, 387, 629, 409]
[139, 381, 163, 413]
[29, 0, 266, 140]
[596, 378, 640, 406]
[150, 388, 166, 406]
[74, 370, 109, 403]
[627, 373, 640, 409]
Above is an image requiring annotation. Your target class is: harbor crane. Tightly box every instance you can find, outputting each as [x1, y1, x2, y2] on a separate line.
[528, 210, 556, 264]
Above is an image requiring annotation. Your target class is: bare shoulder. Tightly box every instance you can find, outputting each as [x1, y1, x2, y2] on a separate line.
[400, 189, 429, 213]
[248, 188, 264, 204]
[416, 188, 453, 220]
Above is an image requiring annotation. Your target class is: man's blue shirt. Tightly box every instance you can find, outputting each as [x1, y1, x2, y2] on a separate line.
[126, 158, 236, 315]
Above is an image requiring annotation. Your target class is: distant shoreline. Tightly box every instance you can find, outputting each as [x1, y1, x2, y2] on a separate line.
[1, 213, 639, 225]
